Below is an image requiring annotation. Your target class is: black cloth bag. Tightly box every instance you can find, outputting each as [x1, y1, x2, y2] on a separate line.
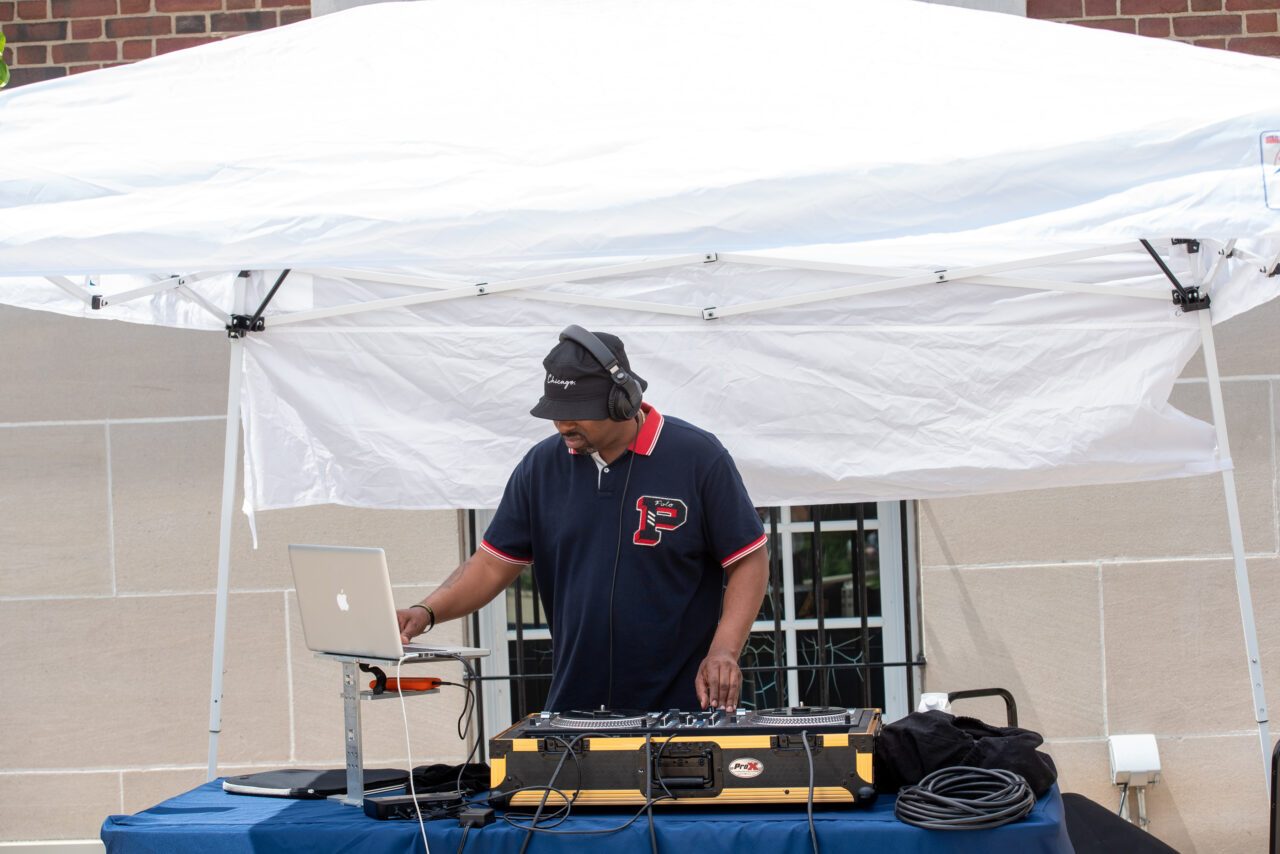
[411, 762, 491, 796]
[874, 710, 1058, 796]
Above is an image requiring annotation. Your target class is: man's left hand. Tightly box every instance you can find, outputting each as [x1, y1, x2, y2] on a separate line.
[696, 648, 742, 711]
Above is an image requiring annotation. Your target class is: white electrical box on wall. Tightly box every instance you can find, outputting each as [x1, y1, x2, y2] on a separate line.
[1108, 734, 1162, 786]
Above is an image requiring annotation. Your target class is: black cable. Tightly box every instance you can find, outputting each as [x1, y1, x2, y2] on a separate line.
[504, 729, 672, 845]
[651, 733, 676, 801]
[515, 734, 586, 854]
[437, 683, 474, 740]
[515, 782, 562, 853]
[437, 680, 480, 799]
[894, 766, 1036, 830]
[801, 730, 819, 854]
[442, 654, 482, 797]
[1117, 782, 1129, 818]
[605, 449, 637, 708]
[644, 733, 659, 854]
[455, 824, 470, 854]
[504, 796, 673, 837]
[503, 734, 589, 832]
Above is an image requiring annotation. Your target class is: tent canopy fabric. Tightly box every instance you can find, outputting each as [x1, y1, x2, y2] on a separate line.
[1, 0, 1279, 514]
[230, 245, 1254, 513]
[4, 0, 1279, 784]
[1, 0, 1280, 273]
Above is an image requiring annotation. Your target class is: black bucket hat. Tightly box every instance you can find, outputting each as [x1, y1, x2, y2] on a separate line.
[530, 331, 647, 421]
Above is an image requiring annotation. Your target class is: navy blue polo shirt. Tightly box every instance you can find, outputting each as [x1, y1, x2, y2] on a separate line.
[481, 404, 766, 712]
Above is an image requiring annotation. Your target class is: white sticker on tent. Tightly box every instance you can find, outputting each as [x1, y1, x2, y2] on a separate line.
[1264, 131, 1280, 210]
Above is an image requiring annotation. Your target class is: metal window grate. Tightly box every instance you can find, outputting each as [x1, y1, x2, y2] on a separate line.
[487, 502, 920, 721]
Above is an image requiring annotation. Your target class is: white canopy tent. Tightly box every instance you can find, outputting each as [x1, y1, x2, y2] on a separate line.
[2, 0, 1279, 784]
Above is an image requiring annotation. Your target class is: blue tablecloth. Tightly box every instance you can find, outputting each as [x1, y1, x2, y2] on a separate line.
[102, 780, 1073, 854]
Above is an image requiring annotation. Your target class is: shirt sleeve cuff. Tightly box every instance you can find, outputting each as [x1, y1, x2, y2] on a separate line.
[480, 539, 533, 565]
[721, 533, 768, 568]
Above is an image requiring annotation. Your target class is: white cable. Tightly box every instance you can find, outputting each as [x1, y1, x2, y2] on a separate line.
[397, 655, 432, 854]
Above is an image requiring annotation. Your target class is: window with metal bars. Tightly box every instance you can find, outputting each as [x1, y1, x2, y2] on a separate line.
[469, 501, 919, 739]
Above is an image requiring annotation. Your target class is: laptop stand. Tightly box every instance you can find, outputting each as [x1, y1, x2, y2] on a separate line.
[314, 648, 488, 806]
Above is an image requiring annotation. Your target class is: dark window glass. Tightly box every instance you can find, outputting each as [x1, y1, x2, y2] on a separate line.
[796, 628, 885, 710]
[508, 637, 554, 718]
[507, 564, 549, 630]
[740, 630, 787, 710]
[789, 504, 877, 522]
[754, 528, 785, 622]
[791, 529, 880, 619]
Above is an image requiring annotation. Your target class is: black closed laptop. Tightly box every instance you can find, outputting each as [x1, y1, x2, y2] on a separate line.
[222, 768, 408, 799]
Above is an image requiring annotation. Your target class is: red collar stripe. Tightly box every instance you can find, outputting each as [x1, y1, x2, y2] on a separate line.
[629, 403, 663, 456]
[480, 539, 533, 566]
[720, 533, 768, 568]
[561, 403, 665, 456]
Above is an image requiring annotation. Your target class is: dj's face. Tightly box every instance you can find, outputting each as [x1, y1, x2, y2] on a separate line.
[553, 417, 630, 455]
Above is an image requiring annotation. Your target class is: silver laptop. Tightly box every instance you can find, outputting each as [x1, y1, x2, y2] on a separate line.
[288, 544, 486, 660]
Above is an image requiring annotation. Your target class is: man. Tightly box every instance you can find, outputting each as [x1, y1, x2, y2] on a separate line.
[397, 327, 768, 712]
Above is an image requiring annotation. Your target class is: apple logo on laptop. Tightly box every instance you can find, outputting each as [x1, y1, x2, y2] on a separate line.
[336, 589, 350, 612]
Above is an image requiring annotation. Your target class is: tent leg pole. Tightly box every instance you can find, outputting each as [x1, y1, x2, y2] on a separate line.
[1199, 310, 1271, 793]
[207, 308, 246, 781]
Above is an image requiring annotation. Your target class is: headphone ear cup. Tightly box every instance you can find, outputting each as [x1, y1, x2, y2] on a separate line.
[611, 381, 641, 421]
[608, 385, 629, 421]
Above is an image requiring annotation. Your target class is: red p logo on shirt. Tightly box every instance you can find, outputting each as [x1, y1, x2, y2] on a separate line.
[634, 496, 689, 546]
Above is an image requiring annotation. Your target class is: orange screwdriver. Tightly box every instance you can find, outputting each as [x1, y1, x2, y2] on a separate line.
[372, 676, 443, 692]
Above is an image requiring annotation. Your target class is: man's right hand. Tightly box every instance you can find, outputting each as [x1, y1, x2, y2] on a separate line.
[393, 548, 525, 645]
[397, 607, 430, 644]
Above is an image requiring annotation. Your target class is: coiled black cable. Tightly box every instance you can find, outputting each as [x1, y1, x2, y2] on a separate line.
[894, 766, 1035, 831]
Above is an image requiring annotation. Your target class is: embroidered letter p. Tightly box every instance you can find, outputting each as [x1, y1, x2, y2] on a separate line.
[634, 496, 688, 546]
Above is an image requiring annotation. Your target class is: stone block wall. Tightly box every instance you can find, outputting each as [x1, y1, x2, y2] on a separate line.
[0, 305, 468, 841]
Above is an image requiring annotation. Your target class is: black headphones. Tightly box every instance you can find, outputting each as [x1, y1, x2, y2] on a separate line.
[558, 325, 644, 422]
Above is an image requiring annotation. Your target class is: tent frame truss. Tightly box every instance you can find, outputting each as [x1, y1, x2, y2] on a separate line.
[44, 271, 232, 325]
[49, 241, 1189, 333]
[53, 240, 1265, 788]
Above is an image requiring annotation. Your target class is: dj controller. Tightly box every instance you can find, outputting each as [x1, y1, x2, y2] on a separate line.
[490, 706, 881, 807]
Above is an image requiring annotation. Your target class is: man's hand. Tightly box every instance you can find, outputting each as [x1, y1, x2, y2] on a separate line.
[696, 647, 742, 711]
[393, 549, 525, 644]
[695, 545, 767, 712]
[397, 607, 430, 644]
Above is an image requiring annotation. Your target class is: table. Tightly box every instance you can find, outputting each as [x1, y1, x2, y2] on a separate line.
[102, 780, 1073, 854]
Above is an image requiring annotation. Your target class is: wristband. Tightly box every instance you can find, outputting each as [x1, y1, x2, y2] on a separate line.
[409, 603, 435, 632]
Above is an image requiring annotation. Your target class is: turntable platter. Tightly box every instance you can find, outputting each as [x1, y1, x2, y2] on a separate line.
[549, 708, 650, 729]
[747, 706, 855, 727]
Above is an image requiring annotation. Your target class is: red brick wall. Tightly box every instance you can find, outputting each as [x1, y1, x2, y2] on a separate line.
[1028, 0, 1280, 56]
[0, 0, 309, 86]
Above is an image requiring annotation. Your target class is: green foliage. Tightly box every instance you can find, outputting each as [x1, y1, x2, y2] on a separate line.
[0, 30, 8, 89]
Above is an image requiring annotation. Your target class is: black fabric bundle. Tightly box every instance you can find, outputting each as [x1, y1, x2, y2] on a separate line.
[411, 762, 491, 796]
[874, 710, 1058, 797]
